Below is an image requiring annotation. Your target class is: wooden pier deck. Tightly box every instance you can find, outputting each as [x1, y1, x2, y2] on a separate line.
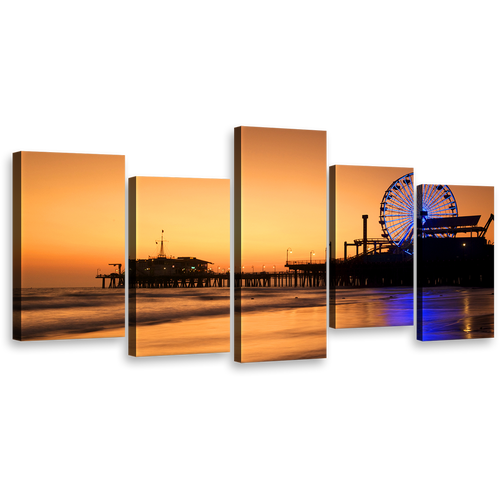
[96, 272, 125, 288]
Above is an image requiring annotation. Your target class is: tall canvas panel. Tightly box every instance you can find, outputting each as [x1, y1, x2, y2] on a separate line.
[129, 177, 230, 357]
[13, 152, 125, 341]
[330, 165, 414, 329]
[417, 184, 494, 341]
[235, 127, 327, 363]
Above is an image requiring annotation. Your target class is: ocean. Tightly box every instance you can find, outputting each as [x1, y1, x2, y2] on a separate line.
[20, 284, 479, 352]
[133, 287, 327, 360]
[331, 286, 414, 329]
[22, 285, 483, 350]
[329, 286, 494, 341]
[14, 287, 125, 341]
[418, 287, 494, 341]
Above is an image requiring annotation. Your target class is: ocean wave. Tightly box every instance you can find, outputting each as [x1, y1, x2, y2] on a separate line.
[133, 290, 229, 300]
[135, 303, 230, 325]
[15, 299, 124, 311]
[17, 315, 125, 339]
[17, 288, 327, 336]
[15, 289, 124, 311]
[237, 289, 326, 312]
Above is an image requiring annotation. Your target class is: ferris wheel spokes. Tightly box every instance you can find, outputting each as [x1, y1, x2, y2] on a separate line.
[380, 174, 458, 252]
[396, 181, 413, 206]
[388, 221, 413, 244]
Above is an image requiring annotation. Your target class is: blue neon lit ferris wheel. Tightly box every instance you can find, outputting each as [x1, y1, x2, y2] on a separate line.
[380, 173, 458, 253]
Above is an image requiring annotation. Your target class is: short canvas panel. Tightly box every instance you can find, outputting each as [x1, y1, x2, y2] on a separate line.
[330, 165, 414, 329]
[417, 184, 494, 341]
[129, 177, 230, 357]
[235, 127, 327, 363]
[13, 152, 125, 341]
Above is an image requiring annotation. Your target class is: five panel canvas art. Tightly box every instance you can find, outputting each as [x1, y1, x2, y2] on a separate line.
[12, 128, 495, 360]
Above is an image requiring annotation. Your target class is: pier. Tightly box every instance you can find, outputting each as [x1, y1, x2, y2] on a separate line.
[96, 209, 496, 288]
[130, 268, 327, 288]
[97, 273, 124, 288]
[330, 254, 412, 287]
[110, 250, 494, 288]
[130, 271, 230, 288]
[96, 263, 125, 288]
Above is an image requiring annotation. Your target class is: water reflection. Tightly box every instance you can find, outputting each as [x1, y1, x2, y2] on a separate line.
[418, 287, 494, 341]
[331, 287, 413, 329]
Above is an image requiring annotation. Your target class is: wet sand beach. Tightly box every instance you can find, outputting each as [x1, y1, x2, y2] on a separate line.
[418, 287, 494, 341]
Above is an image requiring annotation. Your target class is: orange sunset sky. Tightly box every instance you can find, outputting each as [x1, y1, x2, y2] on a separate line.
[18, 152, 124, 288]
[239, 127, 326, 271]
[333, 165, 494, 259]
[133, 177, 230, 270]
[19, 153, 490, 288]
[333, 165, 413, 259]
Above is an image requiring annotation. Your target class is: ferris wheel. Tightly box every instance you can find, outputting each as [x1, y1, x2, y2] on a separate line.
[380, 173, 459, 251]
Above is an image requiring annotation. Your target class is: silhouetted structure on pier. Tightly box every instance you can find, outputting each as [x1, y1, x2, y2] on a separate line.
[417, 213, 494, 287]
[331, 253, 412, 287]
[96, 263, 124, 288]
[331, 212, 494, 288]
[284, 259, 326, 287]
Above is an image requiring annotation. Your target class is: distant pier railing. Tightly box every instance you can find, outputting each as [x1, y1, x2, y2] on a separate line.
[236, 270, 325, 288]
[130, 272, 230, 288]
[286, 259, 325, 266]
